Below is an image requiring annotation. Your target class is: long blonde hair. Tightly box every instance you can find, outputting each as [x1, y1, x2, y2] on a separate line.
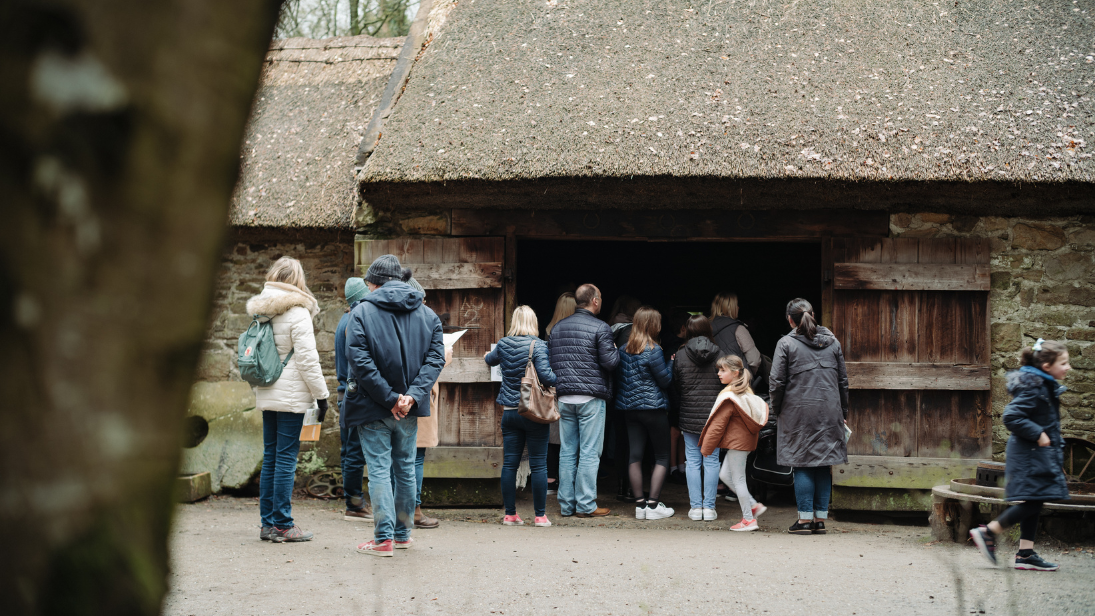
[625, 306, 662, 355]
[508, 305, 539, 337]
[266, 256, 316, 302]
[545, 292, 576, 337]
[710, 292, 740, 319]
[716, 354, 753, 395]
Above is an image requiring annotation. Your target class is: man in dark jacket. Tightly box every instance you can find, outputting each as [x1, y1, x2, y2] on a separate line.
[344, 255, 445, 556]
[335, 277, 371, 522]
[548, 284, 619, 517]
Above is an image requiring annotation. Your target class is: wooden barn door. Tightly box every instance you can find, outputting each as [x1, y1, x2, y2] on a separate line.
[830, 238, 991, 508]
[356, 237, 504, 476]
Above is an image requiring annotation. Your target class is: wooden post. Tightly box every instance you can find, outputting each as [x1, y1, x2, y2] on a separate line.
[504, 232, 517, 333]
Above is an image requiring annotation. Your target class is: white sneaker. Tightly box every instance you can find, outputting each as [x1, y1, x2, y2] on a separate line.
[688, 508, 703, 521]
[644, 502, 675, 520]
[702, 508, 718, 521]
[724, 494, 738, 502]
[635, 505, 646, 520]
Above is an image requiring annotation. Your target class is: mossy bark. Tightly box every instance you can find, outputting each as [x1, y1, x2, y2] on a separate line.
[0, 1, 282, 614]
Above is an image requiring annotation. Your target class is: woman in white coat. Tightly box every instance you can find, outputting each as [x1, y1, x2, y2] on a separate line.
[246, 257, 330, 543]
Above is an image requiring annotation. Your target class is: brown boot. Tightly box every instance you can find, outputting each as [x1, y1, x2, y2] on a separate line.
[414, 505, 440, 529]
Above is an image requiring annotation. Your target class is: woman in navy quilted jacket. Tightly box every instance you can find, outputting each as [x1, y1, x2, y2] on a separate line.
[485, 305, 557, 527]
[615, 307, 675, 520]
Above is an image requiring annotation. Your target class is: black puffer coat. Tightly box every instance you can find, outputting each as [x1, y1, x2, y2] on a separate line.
[615, 346, 673, 411]
[672, 337, 723, 434]
[548, 308, 620, 400]
[1003, 367, 1070, 502]
[769, 326, 849, 467]
[711, 316, 746, 360]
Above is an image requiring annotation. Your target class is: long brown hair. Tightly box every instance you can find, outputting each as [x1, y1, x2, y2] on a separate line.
[545, 292, 576, 337]
[716, 354, 753, 395]
[1020, 339, 1067, 370]
[625, 306, 662, 354]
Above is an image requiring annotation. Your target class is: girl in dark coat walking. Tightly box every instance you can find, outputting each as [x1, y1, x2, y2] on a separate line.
[485, 305, 558, 527]
[970, 339, 1071, 571]
[616, 307, 675, 520]
[769, 298, 849, 535]
[671, 315, 724, 521]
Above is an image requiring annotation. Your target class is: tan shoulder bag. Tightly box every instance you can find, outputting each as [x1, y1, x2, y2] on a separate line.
[518, 341, 559, 424]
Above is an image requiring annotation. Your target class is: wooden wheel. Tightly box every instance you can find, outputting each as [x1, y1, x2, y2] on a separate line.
[1063, 438, 1095, 484]
[305, 469, 344, 499]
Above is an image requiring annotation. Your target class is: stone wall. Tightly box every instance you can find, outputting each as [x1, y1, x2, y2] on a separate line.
[889, 213, 1095, 459]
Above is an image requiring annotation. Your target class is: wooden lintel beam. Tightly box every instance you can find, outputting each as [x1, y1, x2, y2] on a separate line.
[834, 263, 990, 291]
[362, 262, 502, 289]
[846, 362, 990, 390]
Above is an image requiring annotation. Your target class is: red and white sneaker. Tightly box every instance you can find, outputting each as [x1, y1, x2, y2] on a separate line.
[752, 503, 768, 518]
[394, 537, 414, 549]
[356, 539, 394, 557]
[534, 516, 552, 527]
[730, 518, 759, 532]
[503, 514, 524, 526]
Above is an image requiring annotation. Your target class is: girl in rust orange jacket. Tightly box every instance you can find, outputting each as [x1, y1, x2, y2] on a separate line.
[699, 355, 769, 531]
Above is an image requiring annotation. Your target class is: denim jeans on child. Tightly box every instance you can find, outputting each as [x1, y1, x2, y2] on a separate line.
[682, 432, 720, 510]
[501, 409, 550, 517]
[260, 411, 305, 528]
[359, 415, 418, 542]
[792, 466, 832, 520]
[557, 398, 607, 516]
[340, 425, 366, 511]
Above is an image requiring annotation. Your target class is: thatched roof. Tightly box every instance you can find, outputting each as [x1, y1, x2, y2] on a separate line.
[357, 0, 1094, 212]
[231, 35, 402, 228]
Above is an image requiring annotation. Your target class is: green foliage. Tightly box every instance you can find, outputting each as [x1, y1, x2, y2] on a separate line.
[297, 449, 327, 475]
[277, 0, 416, 39]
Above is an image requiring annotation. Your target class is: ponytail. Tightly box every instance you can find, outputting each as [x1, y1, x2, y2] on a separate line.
[1020, 338, 1067, 370]
[786, 298, 817, 340]
[716, 355, 753, 395]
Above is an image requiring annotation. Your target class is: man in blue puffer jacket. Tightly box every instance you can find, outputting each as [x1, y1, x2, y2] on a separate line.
[548, 284, 620, 517]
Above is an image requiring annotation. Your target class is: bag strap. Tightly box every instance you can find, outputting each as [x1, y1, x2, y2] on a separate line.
[282, 348, 295, 366]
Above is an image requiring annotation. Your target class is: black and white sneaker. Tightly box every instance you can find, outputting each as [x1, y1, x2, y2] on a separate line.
[788, 521, 813, 535]
[1014, 552, 1059, 571]
[969, 525, 997, 566]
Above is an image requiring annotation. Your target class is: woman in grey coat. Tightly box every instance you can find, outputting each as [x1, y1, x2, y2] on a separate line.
[769, 298, 849, 535]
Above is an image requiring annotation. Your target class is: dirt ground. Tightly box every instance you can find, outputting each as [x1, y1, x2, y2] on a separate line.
[164, 484, 1095, 616]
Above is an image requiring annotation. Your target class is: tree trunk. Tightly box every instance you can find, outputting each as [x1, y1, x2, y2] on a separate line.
[349, 0, 361, 36]
[0, 1, 282, 614]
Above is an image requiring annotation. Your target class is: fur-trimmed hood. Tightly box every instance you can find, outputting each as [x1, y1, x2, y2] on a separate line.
[246, 282, 320, 319]
[1007, 367, 1066, 398]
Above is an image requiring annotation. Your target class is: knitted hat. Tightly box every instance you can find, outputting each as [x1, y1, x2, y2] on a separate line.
[364, 254, 406, 285]
[407, 277, 425, 294]
[344, 277, 368, 304]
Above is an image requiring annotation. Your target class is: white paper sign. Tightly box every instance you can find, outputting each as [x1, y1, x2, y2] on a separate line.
[489, 344, 502, 382]
[302, 405, 321, 426]
[442, 329, 467, 350]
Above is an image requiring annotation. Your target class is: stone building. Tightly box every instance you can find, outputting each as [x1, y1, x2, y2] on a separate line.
[190, 0, 1094, 509]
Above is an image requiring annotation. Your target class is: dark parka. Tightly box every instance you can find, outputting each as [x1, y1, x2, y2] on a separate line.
[342, 281, 446, 427]
[1002, 367, 1070, 502]
[769, 326, 850, 467]
[615, 346, 673, 411]
[484, 335, 557, 408]
[548, 308, 620, 400]
[672, 337, 723, 434]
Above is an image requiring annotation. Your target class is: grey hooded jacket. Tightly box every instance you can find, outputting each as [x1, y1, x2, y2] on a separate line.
[769, 326, 850, 467]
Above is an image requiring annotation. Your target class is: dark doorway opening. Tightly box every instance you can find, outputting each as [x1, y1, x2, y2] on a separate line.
[516, 239, 822, 358]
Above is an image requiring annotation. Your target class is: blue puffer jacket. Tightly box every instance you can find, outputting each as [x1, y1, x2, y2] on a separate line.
[484, 335, 557, 407]
[615, 346, 673, 411]
[1003, 366, 1070, 502]
[548, 308, 620, 400]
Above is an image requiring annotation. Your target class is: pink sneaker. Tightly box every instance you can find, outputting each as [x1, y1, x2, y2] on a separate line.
[356, 539, 394, 556]
[534, 516, 551, 527]
[752, 503, 768, 518]
[730, 518, 759, 532]
[503, 514, 524, 526]
[394, 537, 414, 549]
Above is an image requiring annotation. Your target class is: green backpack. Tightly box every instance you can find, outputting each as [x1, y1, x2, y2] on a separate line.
[237, 316, 294, 387]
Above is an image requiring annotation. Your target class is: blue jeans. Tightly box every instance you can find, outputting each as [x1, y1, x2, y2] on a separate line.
[390, 447, 426, 507]
[359, 415, 418, 542]
[682, 432, 720, 510]
[341, 425, 367, 511]
[557, 398, 606, 515]
[793, 466, 832, 520]
[260, 411, 304, 528]
[501, 410, 549, 517]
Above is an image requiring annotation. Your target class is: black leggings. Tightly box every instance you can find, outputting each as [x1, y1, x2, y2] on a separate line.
[995, 501, 1044, 542]
[626, 409, 671, 502]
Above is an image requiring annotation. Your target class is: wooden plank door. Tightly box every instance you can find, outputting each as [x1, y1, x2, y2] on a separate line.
[356, 238, 504, 452]
[832, 238, 992, 461]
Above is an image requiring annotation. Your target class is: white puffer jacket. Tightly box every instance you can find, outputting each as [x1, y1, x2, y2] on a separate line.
[246, 282, 330, 413]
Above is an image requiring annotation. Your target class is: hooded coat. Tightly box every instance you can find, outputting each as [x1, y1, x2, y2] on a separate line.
[1002, 367, 1070, 502]
[342, 281, 446, 427]
[246, 282, 330, 414]
[672, 336, 724, 434]
[699, 388, 769, 455]
[769, 326, 850, 467]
